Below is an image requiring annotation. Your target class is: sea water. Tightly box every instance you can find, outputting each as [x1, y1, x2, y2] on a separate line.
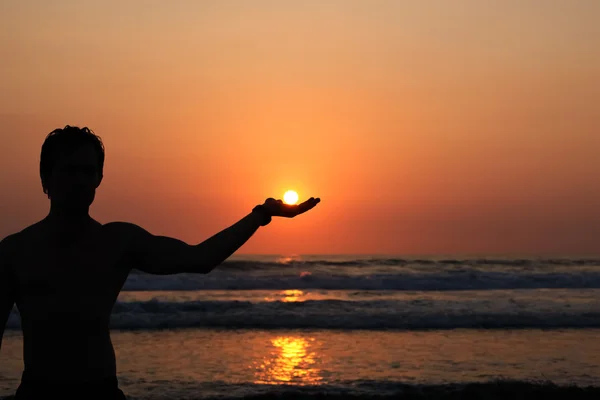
[2, 255, 600, 399]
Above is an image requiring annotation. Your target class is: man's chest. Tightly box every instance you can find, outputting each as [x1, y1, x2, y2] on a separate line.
[12, 236, 129, 303]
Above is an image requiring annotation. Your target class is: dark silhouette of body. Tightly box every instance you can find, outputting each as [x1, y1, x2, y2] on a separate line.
[0, 126, 320, 399]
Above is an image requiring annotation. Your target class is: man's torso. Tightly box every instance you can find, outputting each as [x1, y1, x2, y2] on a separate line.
[8, 220, 131, 381]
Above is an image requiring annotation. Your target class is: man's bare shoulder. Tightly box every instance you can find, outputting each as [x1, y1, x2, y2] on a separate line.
[0, 232, 17, 249]
[101, 221, 153, 251]
[0, 222, 45, 254]
[0, 232, 16, 256]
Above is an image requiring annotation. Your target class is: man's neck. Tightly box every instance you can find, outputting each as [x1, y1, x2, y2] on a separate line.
[45, 206, 93, 234]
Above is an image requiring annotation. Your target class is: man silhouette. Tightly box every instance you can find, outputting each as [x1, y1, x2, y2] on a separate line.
[0, 125, 320, 399]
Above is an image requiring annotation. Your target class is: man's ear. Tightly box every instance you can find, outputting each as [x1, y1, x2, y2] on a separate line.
[41, 173, 51, 198]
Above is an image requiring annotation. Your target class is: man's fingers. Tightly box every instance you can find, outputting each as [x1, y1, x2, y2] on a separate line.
[296, 197, 319, 214]
[296, 198, 312, 213]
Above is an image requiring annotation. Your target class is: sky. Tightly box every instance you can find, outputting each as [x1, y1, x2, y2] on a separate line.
[1, 1, 599, 256]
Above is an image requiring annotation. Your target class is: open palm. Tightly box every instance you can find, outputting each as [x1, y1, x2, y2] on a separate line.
[262, 197, 321, 218]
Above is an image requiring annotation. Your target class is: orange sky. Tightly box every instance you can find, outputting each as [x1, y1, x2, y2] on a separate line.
[1, 1, 599, 255]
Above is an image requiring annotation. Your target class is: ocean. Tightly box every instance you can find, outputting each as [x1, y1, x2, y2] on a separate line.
[2, 255, 600, 399]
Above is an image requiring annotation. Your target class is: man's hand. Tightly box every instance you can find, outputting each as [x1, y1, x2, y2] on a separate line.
[262, 197, 321, 218]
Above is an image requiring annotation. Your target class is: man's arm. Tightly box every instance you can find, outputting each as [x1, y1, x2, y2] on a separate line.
[0, 235, 16, 351]
[110, 197, 320, 275]
[110, 210, 266, 275]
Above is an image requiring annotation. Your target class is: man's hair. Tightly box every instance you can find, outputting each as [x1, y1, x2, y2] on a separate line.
[40, 125, 105, 196]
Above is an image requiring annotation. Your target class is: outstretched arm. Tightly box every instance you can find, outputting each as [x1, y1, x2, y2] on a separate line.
[112, 197, 320, 275]
[0, 235, 16, 351]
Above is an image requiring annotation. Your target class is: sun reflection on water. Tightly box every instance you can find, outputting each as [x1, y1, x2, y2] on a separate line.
[254, 336, 322, 385]
[264, 289, 306, 302]
[281, 289, 304, 302]
[276, 254, 302, 264]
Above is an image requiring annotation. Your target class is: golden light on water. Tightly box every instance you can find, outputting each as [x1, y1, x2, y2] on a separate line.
[263, 289, 306, 303]
[254, 336, 322, 385]
[281, 289, 304, 302]
[283, 190, 299, 205]
[276, 255, 302, 264]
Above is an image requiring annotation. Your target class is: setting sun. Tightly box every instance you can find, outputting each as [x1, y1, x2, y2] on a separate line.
[283, 190, 299, 205]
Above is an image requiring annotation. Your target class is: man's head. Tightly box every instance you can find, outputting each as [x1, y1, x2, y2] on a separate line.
[40, 125, 105, 210]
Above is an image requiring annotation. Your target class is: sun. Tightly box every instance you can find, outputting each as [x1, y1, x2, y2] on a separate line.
[283, 190, 299, 205]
